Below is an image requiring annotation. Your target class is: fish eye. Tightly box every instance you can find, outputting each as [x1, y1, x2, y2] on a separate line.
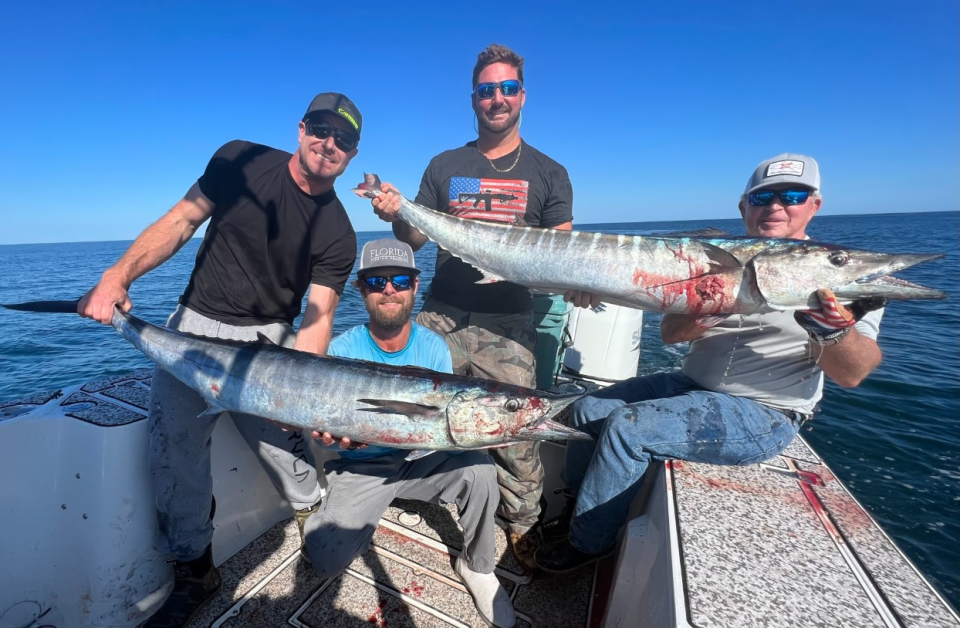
[828, 252, 850, 267]
[504, 398, 521, 412]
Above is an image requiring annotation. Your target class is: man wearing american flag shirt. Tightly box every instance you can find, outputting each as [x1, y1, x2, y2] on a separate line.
[371, 43, 598, 571]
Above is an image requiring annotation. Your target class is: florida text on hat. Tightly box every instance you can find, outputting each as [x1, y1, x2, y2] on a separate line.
[358, 238, 420, 276]
[303, 92, 362, 139]
[744, 153, 820, 195]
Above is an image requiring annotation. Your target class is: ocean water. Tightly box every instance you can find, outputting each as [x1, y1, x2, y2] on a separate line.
[0, 211, 957, 609]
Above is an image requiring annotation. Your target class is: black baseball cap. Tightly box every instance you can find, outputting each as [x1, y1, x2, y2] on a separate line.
[303, 92, 362, 139]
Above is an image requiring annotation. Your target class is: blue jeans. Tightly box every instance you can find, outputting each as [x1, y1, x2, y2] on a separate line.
[563, 371, 800, 554]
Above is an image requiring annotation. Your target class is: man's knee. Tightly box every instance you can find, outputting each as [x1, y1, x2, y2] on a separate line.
[304, 531, 362, 579]
[452, 452, 499, 494]
[572, 394, 621, 430]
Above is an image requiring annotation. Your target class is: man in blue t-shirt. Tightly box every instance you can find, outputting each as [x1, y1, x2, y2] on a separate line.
[305, 238, 517, 628]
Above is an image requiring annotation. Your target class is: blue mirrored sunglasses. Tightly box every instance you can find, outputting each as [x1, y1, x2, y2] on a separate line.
[305, 121, 359, 152]
[748, 189, 811, 207]
[475, 80, 522, 100]
[361, 274, 414, 292]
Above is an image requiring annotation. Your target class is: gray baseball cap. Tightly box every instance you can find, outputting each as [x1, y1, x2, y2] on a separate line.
[303, 92, 362, 139]
[358, 238, 420, 276]
[743, 153, 820, 195]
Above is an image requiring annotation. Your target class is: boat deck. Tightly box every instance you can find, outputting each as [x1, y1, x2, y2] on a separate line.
[2, 371, 958, 628]
[186, 498, 603, 628]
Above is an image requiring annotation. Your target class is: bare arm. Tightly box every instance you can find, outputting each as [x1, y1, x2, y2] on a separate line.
[78, 183, 215, 324]
[661, 313, 711, 344]
[795, 289, 885, 388]
[293, 284, 340, 356]
[391, 219, 429, 251]
[813, 330, 882, 388]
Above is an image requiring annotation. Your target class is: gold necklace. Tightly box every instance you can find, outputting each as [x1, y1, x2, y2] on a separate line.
[479, 142, 522, 173]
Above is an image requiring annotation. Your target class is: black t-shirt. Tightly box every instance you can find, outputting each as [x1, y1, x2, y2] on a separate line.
[415, 140, 573, 313]
[179, 140, 357, 326]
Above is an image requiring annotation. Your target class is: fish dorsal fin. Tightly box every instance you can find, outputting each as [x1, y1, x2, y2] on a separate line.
[637, 239, 745, 292]
[357, 399, 441, 419]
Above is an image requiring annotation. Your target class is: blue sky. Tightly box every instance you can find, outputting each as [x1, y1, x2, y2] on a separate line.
[1, 1, 957, 245]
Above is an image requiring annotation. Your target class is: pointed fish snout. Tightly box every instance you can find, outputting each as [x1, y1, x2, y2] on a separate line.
[884, 252, 945, 274]
[517, 417, 593, 442]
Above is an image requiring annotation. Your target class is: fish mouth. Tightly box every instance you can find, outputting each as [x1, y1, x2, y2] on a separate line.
[515, 393, 591, 442]
[835, 252, 946, 301]
[834, 274, 947, 301]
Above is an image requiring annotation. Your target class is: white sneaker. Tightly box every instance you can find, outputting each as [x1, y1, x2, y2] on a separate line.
[454, 556, 517, 628]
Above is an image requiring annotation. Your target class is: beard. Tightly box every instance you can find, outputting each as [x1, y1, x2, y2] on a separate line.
[476, 103, 521, 135]
[366, 297, 414, 331]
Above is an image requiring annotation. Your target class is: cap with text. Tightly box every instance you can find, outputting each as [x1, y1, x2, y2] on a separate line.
[358, 238, 420, 276]
[303, 92, 362, 140]
[743, 153, 820, 195]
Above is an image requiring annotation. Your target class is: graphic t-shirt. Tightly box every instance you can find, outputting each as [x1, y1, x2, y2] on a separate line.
[327, 323, 453, 459]
[415, 140, 573, 313]
[180, 140, 357, 326]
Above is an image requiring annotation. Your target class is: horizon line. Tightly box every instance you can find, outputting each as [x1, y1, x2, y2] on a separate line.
[1, 209, 956, 248]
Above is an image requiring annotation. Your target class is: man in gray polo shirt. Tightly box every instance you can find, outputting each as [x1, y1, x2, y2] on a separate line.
[535, 153, 888, 573]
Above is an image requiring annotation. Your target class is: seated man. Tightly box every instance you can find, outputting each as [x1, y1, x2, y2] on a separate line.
[535, 153, 887, 573]
[303, 238, 517, 628]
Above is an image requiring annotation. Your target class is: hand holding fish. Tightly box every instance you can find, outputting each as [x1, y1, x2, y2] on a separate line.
[359, 175, 402, 223]
[794, 289, 887, 345]
[314, 430, 368, 450]
[78, 275, 132, 325]
[564, 290, 602, 310]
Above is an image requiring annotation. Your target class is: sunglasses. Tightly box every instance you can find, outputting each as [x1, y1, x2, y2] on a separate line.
[361, 274, 414, 292]
[748, 189, 812, 207]
[475, 80, 522, 100]
[305, 121, 359, 152]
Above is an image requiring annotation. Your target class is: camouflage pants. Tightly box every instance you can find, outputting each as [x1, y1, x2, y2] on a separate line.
[416, 297, 544, 535]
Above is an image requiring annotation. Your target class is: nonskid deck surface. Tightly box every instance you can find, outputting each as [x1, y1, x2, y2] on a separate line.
[186, 500, 601, 628]
[671, 439, 959, 628]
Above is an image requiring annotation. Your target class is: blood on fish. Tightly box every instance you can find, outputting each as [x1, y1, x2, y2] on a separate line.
[210, 384, 220, 395]
[373, 431, 430, 445]
[695, 276, 725, 301]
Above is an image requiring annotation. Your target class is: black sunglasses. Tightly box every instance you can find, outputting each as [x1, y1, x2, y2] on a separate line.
[475, 80, 522, 100]
[748, 189, 812, 207]
[361, 274, 414, 293]
[305, 121, 359, 152]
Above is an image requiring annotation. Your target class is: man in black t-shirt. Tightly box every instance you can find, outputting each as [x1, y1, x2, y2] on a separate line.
[371, 44, 597, 572]
[78, 92, 361, 626]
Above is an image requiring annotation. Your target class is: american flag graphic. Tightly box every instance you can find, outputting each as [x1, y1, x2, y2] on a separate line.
[447, 177, 529, 222]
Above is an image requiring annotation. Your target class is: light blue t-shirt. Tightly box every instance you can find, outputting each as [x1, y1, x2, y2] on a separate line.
[327, 323, 453, 459]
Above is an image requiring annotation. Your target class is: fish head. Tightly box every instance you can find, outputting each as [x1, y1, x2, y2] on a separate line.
[751, 241, 945, 309]
[352, 173, 383, 199]
[445, 389, 588, 448]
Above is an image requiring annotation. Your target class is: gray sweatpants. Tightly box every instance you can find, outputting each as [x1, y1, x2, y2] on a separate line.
[304, 449, 499, 576]
[148, 306, 322, 561]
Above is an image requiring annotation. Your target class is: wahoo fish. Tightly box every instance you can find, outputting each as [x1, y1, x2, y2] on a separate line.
[354, 175, 945, 314]
[1, 304, 587, 458]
